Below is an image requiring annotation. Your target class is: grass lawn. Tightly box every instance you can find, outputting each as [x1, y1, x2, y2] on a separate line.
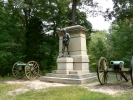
[0, 77, 133, 100]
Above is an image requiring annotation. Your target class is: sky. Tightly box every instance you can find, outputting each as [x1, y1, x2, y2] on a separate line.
[87, 0, 114, 31]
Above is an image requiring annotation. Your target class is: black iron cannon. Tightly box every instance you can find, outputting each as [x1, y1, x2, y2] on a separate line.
[97, 56, 133, 85]
[12, 61, 39, 80]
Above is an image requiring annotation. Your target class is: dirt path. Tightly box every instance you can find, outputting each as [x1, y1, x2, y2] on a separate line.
[4, 79, 133, 96]
[82, 81, 132, 95]
[5, 79, 70, 95]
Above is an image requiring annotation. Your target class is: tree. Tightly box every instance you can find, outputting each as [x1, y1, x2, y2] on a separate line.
[71, 0, 102, 25]
[102, 0, 133, 67]
[25, 17, 43, 62]
[88, 30, 108, 72]
[108, 19, 133, 66]
[0, 1, 25, 76]
[105, 0, 133, 21]
[0, 0, 93, 76]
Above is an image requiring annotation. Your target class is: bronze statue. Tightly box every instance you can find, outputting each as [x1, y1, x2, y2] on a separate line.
[60, 29, 70, 57]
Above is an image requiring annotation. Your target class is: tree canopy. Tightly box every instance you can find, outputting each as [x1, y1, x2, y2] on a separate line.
[1, 0, 133, 77]
[0, 0, 92, 76]
[104, 0, 133, 21]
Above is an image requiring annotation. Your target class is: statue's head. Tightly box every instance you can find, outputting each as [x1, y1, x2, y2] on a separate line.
[63, 29, 66, 33]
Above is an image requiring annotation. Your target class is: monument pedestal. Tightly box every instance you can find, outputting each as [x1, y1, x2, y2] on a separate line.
[54, 57, 73, 74]
[39, 25, 96, 84]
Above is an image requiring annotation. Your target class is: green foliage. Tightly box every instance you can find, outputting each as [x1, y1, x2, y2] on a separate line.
[108, 19, 133, 67]
[89, 30, 108, 72]
[37, 35, 59, 74]
[0, 0, 95, 76]
[0, 1, 25, 76]
[89, 12, 133, 70]
[25, 17, 43, 61]
[105, 0, 133, 21]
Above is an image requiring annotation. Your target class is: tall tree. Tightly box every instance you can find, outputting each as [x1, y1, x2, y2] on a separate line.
[71, 0, 102, 25]
[108, 19, 133, 66]
[105, 0, 133, 21]
[25, 17, 43, 62]
[0, 1, 25, 76]
[88, 30, 108, 72]
[0, 0, 93, 76]
[71, 0, 77, 25]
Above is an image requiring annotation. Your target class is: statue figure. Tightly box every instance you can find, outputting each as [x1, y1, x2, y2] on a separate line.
[60, 29, 70, 57]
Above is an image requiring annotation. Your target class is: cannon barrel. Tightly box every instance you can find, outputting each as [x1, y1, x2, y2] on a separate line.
[16, 63, 33, 67]
[110, 61, 124, 65]
[110, 61, 124, 71]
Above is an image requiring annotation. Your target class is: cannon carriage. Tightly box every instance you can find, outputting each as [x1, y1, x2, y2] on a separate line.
[97, 56, 133, 85]
[12, 61, 39, 80]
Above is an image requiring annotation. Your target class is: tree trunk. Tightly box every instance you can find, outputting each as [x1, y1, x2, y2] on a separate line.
[71, 0, 77, 26]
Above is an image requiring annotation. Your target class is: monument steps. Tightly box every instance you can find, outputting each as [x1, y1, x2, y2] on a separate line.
[39, 75, 97, 84]
[45, 73, 96, 79]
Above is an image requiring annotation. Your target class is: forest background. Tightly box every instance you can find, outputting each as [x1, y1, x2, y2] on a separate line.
[0, 0, 133, 76]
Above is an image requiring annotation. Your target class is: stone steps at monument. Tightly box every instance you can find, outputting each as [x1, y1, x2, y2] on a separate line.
[39, 75, 97, 84]
[45, 73, 96, 79]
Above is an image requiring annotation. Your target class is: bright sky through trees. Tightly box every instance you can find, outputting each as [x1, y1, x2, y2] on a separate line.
[87, 0, 113, 31]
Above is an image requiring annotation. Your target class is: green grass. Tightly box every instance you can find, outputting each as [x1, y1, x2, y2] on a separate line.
[0, 82, 23, 100]
[0, 77, 133, 100]
[0, 84, 131, 100]
[121, 90, 133, 100]
[1, 86, 119, 100]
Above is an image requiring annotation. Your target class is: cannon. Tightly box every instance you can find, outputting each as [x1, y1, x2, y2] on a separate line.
[12, 61, 39, 80]
[97, 56, 133, 85]
[110, 61, 124, 71]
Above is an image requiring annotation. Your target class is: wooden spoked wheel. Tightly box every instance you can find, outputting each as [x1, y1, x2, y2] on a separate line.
[25, 61, 39, 80]
[97, 57, 108, 85]
[12, 61, 25, 79]
[130, 56, 133, 86]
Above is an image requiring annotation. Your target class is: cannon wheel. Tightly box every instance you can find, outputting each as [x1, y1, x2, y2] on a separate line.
[25, 61, 39, 80]
[130, 56, 133, 86]
[12, 61, 25, 79]
[97, 57, 108, 85]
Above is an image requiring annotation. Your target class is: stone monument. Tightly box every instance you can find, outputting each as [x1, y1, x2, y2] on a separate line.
[39, 25, 96, 84]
